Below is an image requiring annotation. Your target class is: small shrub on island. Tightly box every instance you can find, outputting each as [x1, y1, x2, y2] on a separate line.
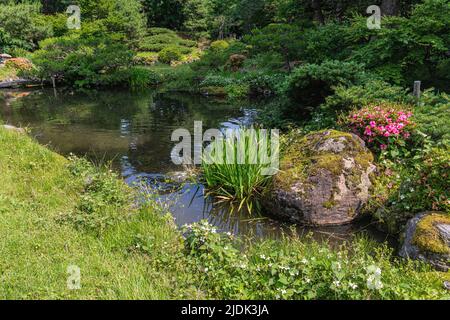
[158, 46, 183, 64]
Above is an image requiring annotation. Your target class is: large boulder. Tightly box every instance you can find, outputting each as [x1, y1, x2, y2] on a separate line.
[267, 130, 376, 226]
[400, 212, 450, 271]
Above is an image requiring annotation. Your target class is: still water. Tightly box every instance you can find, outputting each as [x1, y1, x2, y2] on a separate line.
[0, 88, 392, 244]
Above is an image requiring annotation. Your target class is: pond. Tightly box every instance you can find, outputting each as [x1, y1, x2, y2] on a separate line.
[0, 88, 394, 245]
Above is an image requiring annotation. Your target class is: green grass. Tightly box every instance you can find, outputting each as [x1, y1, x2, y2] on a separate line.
[0, 127, 448, 300]
[0, 66, 18, 82]
[0, 127, 191, 299]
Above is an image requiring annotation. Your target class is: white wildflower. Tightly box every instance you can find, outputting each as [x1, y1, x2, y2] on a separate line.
[349, 282, 358, 290]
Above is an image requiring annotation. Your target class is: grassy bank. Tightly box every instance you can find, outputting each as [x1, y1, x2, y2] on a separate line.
[0, 127, 191, 299]
[0, 127, 448, 299]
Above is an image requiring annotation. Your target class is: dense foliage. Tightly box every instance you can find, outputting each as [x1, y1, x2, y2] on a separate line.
[0, 0, 448, 300]
[181, 220, 448, 299]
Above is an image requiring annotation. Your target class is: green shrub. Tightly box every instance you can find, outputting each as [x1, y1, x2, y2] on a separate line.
[225, 83, 250, 99]
[210, 40, 229, 51]
[191, 41, 247, 73]
[241, 72, 285, 96]
[179, 39, 197, 48]
[200, 74, 234, 88]
[244, 24, 303, 68]
[158, 46, 183, 64]
[147, 27, 177, 36]
[370, 146, 450, 233]
[322, 80, 414, 112]
[415, 89, 450, 144]
[299, 22, 352, 64]
[0, 2, 53, 51]
[32, 32, 134, 88]
[127, 66, 162, 90]
[159, 64, 198, 92]
[138, 31, 196, 54]
[243, 52, 286, 72]
[281, 60, 367, 116]
[133, 51, 159, 65]
[6, 47, 32, 59]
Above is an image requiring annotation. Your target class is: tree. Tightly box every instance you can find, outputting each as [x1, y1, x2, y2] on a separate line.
[381, 0, 400, 16]
[244, 24, 304, 71]
[183, 0, 209, 35]
[141, 0, 185, 29]
[0, 2, 53, 51]
[311, 0, 325, 24]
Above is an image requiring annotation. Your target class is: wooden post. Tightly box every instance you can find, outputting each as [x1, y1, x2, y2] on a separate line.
[413, 81, 421, 103]
[51, 76, 57, 98]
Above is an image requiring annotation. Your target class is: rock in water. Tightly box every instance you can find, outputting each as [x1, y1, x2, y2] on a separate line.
[267, 130, 376, 226]
[400, 212, 450, 271]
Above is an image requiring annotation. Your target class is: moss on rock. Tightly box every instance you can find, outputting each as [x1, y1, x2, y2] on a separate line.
[276, 129, 374, 192]
[269, 129, 376, 225]
[412, 213, 450, 255]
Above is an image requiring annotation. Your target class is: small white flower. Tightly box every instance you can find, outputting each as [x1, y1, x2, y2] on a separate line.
[349, 282, 358, 290]
[333, 280, 341, 287]
[278, 289, 287, 295]
[304, 277, 311, 284]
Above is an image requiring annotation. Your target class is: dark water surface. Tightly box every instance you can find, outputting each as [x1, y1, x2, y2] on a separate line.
[0, 88, 393, 245]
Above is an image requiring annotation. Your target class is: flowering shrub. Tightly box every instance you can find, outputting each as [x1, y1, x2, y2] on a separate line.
[345, 103, 416, 156]
[5, 57, 33, 71]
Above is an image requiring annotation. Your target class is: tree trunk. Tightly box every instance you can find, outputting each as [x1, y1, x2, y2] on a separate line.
[381, 0, 399, 16]
[335, 1, 344, 22]
[311, 0, 325, 25]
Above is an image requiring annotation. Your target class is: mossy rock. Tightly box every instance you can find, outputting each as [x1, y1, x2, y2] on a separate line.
[400, 212, 450, 271]
[267, 130, 376, 226]
[200, 86, 228, 97]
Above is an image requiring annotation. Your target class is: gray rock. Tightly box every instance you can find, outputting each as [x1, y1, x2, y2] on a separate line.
[2, 124, 25, 134]
[400, 213, 450, 272]
[436, 224, 450, 246]
[166, 171, 191, 184]
[267, 130, 376, 226]
[444, 281, 450, 291]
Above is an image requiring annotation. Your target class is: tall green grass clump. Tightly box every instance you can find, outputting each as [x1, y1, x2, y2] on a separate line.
[202, 128, 277, 213]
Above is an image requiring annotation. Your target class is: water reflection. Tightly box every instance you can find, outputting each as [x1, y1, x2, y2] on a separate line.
[0, 88, 393, 244]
